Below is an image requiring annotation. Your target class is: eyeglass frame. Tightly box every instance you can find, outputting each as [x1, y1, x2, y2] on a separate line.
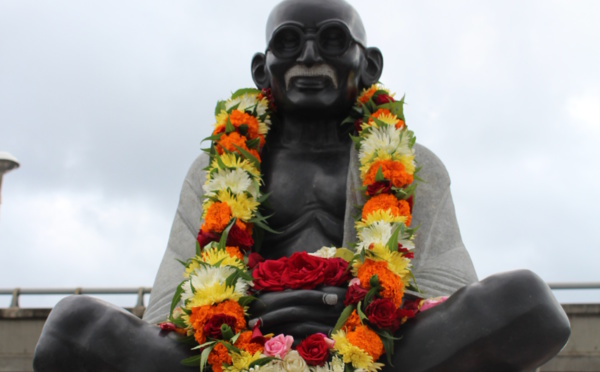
[266, 20, 367, 59]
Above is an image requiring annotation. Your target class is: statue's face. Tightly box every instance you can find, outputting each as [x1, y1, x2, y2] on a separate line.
[264, 0, 368, 115]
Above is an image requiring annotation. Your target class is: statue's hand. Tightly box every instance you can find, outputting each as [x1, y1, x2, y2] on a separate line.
[248, 286, 346, 343]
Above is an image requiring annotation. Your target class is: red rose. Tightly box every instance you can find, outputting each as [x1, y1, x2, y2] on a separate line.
[354, 118, 364, 133]
[296, 334, 331, 366]
[398, 244, 414, 259]
[344, 283, 368, 307]
[227, 223, 254, 250]
[247, 252, 265, 269]
[366, 180, 392, 196]
[203, 314, 237, 339]
[196, 230, 220, 249]
[323, 258, 352, 286]
[252, 257, 288, 291]
[366, 298, 397, 329]
[374, 94, 394, 104]
[281, 252, 327, 289]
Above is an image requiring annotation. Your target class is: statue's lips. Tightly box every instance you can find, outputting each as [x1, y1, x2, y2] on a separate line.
[284, 64, 338, 90]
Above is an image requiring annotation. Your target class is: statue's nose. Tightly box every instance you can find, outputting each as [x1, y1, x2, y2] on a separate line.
[296, 40, 323, 66]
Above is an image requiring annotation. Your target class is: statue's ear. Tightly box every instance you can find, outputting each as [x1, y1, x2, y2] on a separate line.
[251, 53, 270, 89]
[360, 47, 384, 87]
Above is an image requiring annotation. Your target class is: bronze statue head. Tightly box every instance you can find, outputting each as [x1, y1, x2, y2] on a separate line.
[251, 0, 383, 117]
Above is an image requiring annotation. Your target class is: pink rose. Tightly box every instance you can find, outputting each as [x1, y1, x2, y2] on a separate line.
[264, 334, 294, 358]
[420, 296, 448, 312]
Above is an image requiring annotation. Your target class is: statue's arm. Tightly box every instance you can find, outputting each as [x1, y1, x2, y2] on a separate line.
[144, 154, 209, 324]
[409, 144, 478, 297]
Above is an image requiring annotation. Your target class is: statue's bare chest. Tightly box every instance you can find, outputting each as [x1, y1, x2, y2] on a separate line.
[261, 145, 351, 230]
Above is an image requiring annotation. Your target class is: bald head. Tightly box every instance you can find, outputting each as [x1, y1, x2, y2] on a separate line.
[266, 0, 367, 47]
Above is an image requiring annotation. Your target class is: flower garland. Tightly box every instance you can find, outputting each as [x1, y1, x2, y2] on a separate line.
[163, 85, 446, 372]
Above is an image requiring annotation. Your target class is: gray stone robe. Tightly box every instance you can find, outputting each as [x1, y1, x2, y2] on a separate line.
[144, 143, 478, 324]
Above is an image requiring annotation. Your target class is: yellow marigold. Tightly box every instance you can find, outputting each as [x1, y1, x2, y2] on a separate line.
[346, 325, 384, 361]
[332, 330, 383, 372]
[355, 209, 407, 230]
[208, 343, 231, 372]
[368, 244, 411, 279]
[226, 350, 262, 372]
[368, 109, 405, 130]
[211, 153, 260, 179]
[201, 202, 232, 234]
[216, 190, 260, 222]
[201, 246, 245, 270]
[363, 159, 413, 189]
[357, 259, 404, 307]
[186, 282, 241, 308]
[362, 194, 412, 226]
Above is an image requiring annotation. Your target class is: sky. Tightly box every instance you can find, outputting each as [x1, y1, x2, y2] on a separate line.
[1, 0, 599, 307]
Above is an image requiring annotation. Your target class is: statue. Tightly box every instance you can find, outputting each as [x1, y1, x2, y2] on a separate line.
[34, 1, 570, 371]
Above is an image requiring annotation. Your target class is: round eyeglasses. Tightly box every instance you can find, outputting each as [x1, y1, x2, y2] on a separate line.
[267, 21, 365, 59]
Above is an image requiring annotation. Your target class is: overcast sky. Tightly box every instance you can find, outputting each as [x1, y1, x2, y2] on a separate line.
[1, 0, 599, 307]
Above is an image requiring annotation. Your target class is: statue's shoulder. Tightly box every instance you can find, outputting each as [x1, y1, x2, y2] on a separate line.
[414, 143, 451, 187]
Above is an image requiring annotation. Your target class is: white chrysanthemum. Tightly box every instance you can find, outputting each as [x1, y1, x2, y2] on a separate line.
[226, 93, 258, 113]
[309, 246, 337, 258]
[358, 125, 411, 166]
[356, 221, 394, 252]
[181, 265, 235, 302]
[203, 167, 258, 198]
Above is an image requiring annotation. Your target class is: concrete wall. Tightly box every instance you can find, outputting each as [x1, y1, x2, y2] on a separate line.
[1, 304, 598, 371]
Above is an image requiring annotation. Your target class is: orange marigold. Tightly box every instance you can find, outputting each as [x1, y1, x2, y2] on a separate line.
[346, 325, 384, 361]
[189, 300, 247, 345]
[229, 110, 260, 140]
[359, 86, 377, 104]
[363, 160, 413, 189]
[201, 202, 232, 234]
[343, 310, 362, 332]
[208, 343, 232, 372]
[357, 260, 404, 307]
[215, 132, 261, 162]
[361, 194, 412, 226]
[225, 246, 244, 261]
[234, 331, 264, 355]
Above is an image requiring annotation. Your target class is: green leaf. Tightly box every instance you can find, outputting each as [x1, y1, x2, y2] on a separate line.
[218, 218, 237, 250]
[246, 137, 260, 150]
[225, 117, 235, 134]
[334, 248, 355, 262]
[218, 340, 242, 355]
[221, 324, 234, 341]
[250, 217, 280, 234]
[231, 88, 260, 99]
[199, 344, 214, 372]
[169, 281, 185, 318]
[386, 225, 402, 252]
[333, 305, 355, 332]
[214, 100, 226, 116]
[201, 133, 223, 144]
[356, 301, 368, 322]
[180, 354, 202, 367]
[232, 145, 260, 169]
[256, 191, 271, 203]
[238, 295, 257, 307]
[238, 124, 249, 136]
[363, 280, 380, 305]
[374, 166, 385, 182]
[196, 241, 201, 256]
